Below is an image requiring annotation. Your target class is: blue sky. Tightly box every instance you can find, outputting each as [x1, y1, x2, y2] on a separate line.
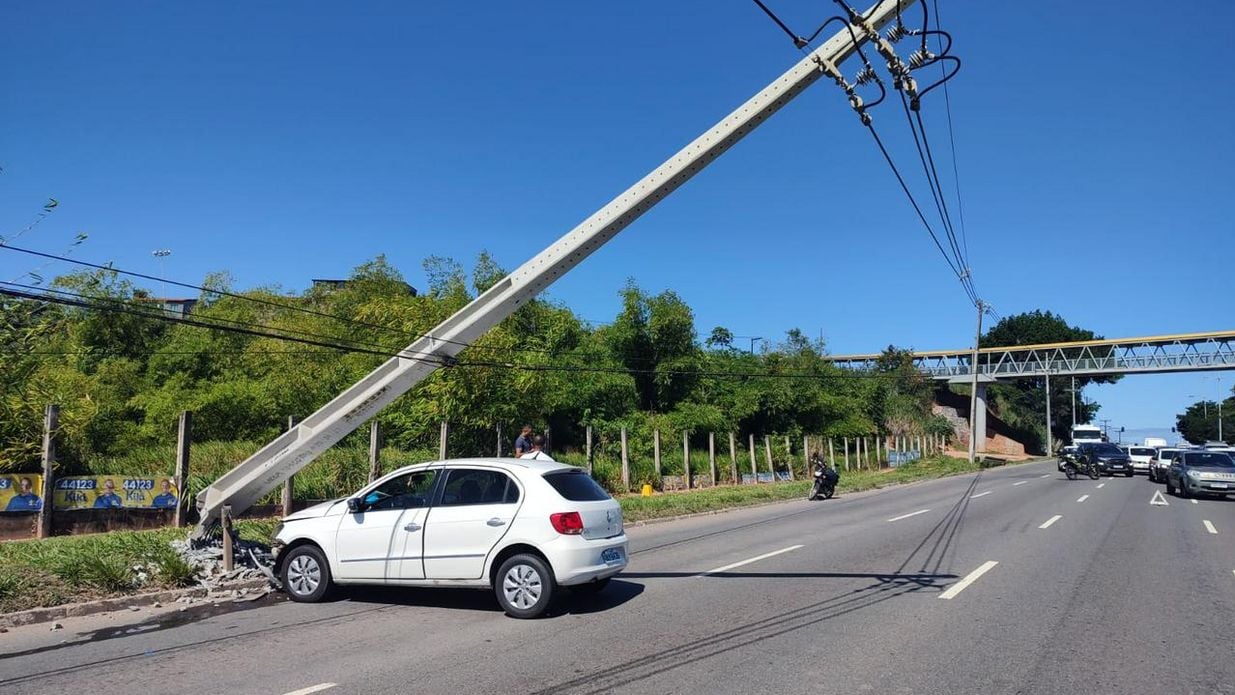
[2, 1, 1232, 435]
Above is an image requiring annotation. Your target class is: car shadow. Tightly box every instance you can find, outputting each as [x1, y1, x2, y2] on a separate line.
[333, 579, 644, 617]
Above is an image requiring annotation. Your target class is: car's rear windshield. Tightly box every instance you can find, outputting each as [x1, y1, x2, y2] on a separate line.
[1157, 449, 1178, 459]
[1088, 444, 1124, 456]
[543, 469, 611, 501]
[1184, 452, 1235, 468]
[1130, 447, 1155, 456]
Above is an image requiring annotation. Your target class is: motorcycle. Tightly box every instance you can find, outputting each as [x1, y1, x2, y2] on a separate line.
[1063, 452, 1101, 481]
[808, 455, 840, 500]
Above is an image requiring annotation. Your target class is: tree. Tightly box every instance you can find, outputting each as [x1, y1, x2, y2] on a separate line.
[978, 310, 1115, 452]
[1176, 399, 1234, 444]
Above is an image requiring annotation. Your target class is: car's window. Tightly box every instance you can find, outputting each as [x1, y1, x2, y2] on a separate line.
[439, 469, 519, 506]
[1130, 447, 1155, 456]
[543, 469, 610, 501]
[363, 469, 438, 511]
[1157, 449, 1178, 460]
[1183, 452, 1235, 468]
[1088, 444, 1124, 456]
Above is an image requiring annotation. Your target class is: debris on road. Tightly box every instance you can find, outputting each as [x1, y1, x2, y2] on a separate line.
[169, 536, 280, 597]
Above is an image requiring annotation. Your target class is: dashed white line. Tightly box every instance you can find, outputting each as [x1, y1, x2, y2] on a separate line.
[1013, 481, 1028, 486]
[1077, 495, 1089, 503]
[1191, 499, 1198, 505]
[699, 545, 803, 576]
[887, 509, 932, 522]
[1203, 520, 1218, 535]
[970, 491, 992, 499]
[1039, 515, 1062, 529]
[282, 685, 337, 695]
[1039, 474, 1051, 478]
[938, 560, 999, 600]
[1096, 483, 1105, 489]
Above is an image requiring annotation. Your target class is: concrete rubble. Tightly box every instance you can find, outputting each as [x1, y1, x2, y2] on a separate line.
[168, 536, 280, 604]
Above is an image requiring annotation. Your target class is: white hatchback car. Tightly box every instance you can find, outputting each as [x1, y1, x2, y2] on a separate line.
[271, 458, 628, 618]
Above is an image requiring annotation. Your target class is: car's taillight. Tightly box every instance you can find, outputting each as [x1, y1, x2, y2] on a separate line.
[550, 512, 584, 535]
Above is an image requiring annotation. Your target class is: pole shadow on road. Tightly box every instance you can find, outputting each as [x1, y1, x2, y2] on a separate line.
[530, 472, 985, 695]
[336, 581, 644, 617]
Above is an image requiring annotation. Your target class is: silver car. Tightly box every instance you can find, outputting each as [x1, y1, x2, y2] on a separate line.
[1148, 448, 1178, 483]
[1164, 450, 1235, 498]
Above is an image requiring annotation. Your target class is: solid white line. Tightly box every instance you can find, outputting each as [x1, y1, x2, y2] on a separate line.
[1077, 495, 1089, 503]
[970, 491, 992, 499]
[1203, 520, 1218, 535]
[699, 545, 803, 576]
[1096, 483, 1105, 489]
[1013, 481, 1028, 486]
[938, 560, 999, 600]
[1039, 514, 1062, 529]
[887, 509, 931, 522]
[282, 685, 337, 695]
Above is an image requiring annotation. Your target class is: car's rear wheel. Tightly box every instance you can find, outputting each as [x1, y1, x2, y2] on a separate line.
[282, 545, 332, 603]
[1178, 480, 1190, 499]
[495, 553, 556, 619]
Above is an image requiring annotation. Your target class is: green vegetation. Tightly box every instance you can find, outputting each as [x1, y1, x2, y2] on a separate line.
[0, 519, 275, 614]
[1, 254, 954, 498]
[1176, 397, 1234, 445]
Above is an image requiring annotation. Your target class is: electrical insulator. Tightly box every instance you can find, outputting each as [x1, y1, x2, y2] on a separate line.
[854, 65, 879, 87]
[884, 23, 910, 43]
[908, 48, 933, 70]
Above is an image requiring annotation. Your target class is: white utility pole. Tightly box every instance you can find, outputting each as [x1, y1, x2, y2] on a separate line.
[1044, 371, 1052, 454]
[1070, 376, 1077, 427]
[967, 300, 985, 465]
[191, 0, 920, 536]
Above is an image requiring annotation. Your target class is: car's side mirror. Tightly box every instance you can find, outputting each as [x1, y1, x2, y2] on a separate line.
[346, 497, 365, 514]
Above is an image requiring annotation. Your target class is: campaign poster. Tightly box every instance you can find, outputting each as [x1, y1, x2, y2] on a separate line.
[53, 476, 180, 510]
[0, 474, 45, 512]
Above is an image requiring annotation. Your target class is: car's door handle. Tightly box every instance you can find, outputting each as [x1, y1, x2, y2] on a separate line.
[486, 518, 506, 527]
[404, 522, 422, 532]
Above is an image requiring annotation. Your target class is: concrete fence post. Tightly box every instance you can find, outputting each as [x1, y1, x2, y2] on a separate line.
[828, 438, 835, 467]
[654, 429, 662, 478]
[38, 404, 58, 539]
[729, 432, 738, 484]
[586, 425, 594, 475]
[439, 420, 448, 460]
[683, 430, 691, 489]
[620, 427, 630, 492]
[843, 437, 850, 471]
[174, 411, 192, 527]
[496, 423, 502, 458]
[283, 416, 298, 516]
[709, 432, 717, 485]
[764, 435, 774, 476]
[748, 434, 758, 483]
[368, 419, 383, 484]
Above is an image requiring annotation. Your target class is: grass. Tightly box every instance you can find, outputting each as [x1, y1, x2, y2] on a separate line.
[0, 519, 276, 615]
[0, 455, 991, 615]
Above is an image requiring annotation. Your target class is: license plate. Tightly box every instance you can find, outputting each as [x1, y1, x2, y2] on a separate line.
[601, 548, 624, 565]
[1211, 483, 1228, 489]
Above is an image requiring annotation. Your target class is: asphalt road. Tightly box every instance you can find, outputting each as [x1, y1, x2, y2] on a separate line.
[4, 459, 1234, 695]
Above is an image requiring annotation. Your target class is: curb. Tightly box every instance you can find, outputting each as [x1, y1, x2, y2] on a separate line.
[624, 457, 1050, 528]
[0, 577, 272, 630]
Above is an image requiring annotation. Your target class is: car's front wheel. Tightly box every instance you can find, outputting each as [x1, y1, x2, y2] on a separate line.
[495, 554, 556, 619]
[282, 544, 332, 603]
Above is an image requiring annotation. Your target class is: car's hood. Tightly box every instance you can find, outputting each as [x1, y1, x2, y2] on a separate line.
[283, 498, 346, 521]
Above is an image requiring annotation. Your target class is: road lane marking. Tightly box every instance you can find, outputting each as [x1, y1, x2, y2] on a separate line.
[1204, 520, 1218, 535]
[887, 509, 931, 522]
[699, 545, 803, 576]
[1013, 481, 1028, 486]
[1149, 490, 1169, 506]
[1039, 474, 1051, 478]
[1191, 499, 1198, 505]
[1077, 495, 1089, 503]
[970, 491, 992, 499]
[938, 560, 999, 600]
[282, 685, 337, 695]
[1039, 515, 1063, 529]
[1096, 483, 1105, 489]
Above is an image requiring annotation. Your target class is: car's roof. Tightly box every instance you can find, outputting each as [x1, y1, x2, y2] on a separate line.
[385, 457, 576, 477]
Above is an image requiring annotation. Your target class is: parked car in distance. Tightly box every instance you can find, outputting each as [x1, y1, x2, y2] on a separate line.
[1149, 448, 1179, 483]
[1164, 450, 1235, 499]
[1125, 446, 1156, 475]
[271, 458, 628, 619]
[1077, 442, 1133, 477]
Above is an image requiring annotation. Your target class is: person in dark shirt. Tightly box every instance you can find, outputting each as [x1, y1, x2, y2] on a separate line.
[514, 425, 534, 457]
[93, 479, 124, 508]
[5, 477, 42, 512]
[151, 479, 178, 509]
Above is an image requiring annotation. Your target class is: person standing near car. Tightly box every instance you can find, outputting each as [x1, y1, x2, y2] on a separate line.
[519, 435, 556, 462]
[514, 425, 534, 457]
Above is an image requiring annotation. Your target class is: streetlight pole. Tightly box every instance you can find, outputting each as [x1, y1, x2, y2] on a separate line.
[1071, 376, 1077, 428]
[1045, 371, 1053, 454]
[967, 300, 986, 465]
[152, 249, 171, 302]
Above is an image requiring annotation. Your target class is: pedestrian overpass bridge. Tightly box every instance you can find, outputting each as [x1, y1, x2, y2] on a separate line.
[823, 329, 1235, 455]
[823, 329, 1235, 381]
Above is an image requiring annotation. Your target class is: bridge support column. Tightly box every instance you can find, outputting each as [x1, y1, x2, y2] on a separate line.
[974, 382, 988, 454]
